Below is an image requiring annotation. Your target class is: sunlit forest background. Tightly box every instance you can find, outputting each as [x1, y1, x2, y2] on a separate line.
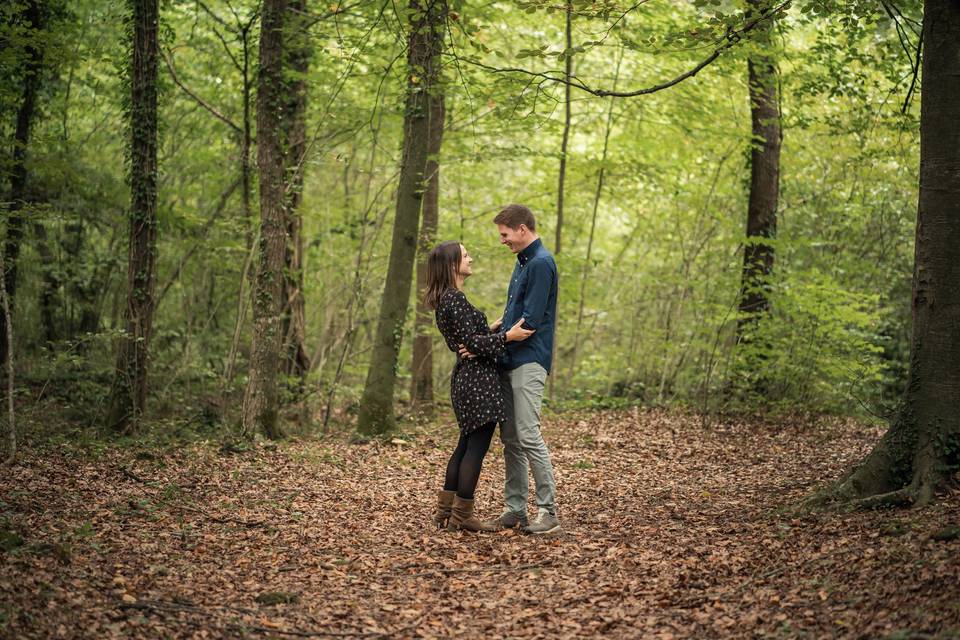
[1, 0, 923, 439]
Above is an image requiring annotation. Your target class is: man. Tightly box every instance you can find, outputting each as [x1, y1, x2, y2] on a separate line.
[461, 204, 561, 535]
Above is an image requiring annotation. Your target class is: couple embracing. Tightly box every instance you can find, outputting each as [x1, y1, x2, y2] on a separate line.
[425, 204, 561, 536]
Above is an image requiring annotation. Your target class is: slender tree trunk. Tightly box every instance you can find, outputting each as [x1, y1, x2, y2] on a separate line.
[281, 0, 311, 388]
[1, 0, 45, 368]
[808, 0, 959, 510]
[548, 3, 572, 400]
[555, 2, 572, 256]
[106, 0, 160, 433]
[242, 0, 288, 439]
[32, 222, 61, 346]
[736, 0, 780, 344]
[357, 0, 446, 435]
[222, 14, 256, 389]
[568, 50, 622, 389]
[410, 93, 446, 410]
[0, 248, 13, 465]
[61, 219, 103, 339]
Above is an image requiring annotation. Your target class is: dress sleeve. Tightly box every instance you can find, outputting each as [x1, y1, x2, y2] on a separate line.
[439, 290, 506, 359]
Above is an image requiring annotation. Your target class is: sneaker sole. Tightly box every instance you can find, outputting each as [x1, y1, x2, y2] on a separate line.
[525, 525, 562, 536]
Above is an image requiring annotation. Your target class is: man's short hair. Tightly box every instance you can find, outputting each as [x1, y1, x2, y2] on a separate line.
[493, 204, 536, 231]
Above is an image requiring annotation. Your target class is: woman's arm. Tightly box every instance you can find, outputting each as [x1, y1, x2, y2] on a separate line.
[439, 290, 507, 359]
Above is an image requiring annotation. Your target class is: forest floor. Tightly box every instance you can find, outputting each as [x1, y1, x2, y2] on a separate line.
[1, 408, 959, 639]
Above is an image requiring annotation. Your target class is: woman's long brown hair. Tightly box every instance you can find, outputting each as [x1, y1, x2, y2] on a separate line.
[424, 241, 462, 310]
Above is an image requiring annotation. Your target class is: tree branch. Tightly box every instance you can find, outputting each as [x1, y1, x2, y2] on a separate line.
[161, 49, 243, 135]
[457, 2, 789, 99]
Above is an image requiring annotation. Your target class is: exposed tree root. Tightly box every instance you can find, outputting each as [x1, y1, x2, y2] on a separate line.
[801, 412, 953, 512]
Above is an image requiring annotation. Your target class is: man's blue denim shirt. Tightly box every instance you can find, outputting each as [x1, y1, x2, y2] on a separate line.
[500, 238, 558, 374]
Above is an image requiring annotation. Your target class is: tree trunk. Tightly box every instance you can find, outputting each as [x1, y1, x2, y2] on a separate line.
[0, 247, 14, 465]
[281, 0, 311, 388]
[1, 0, 45, 368]
[357, 0, 446, 436]
[106, 0, 160, 433]
[410, 93, 446, 410]
[736, 0, 780, 343]
[62, 220, 101, 339]
[242, 0, 288, 439]
[32, 222, 61, 346]
[808, 0, 959, 509]
[568, 49, 622, 389]
[549, 3, 572, 401]
[555, 2, 572, 256]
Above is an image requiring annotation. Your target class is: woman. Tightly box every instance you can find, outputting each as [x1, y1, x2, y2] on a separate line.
[424, 241, 533, 532]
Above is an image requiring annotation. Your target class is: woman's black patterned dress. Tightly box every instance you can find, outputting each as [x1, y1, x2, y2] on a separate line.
[435, 288, 507, 435]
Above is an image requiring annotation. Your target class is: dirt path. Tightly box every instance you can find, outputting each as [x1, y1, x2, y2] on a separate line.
[2, 409, 958, 638]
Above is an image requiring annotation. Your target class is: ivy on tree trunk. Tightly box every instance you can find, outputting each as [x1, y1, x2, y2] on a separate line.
[243, 0, 288, 440]
[106, 0, 160, 433]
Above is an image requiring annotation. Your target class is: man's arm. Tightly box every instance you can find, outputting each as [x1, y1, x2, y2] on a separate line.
[520, 258, 554, 329]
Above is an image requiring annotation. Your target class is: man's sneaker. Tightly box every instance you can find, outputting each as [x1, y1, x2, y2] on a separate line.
[522, 509, 562, 536]
[483, 511, 528, 530]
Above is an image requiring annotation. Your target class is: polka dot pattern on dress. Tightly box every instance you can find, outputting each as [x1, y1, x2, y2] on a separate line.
[435, 289, 507, 436]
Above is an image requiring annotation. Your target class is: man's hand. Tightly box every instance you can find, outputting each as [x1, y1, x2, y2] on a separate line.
[458, 344, 477, 359]
[489, 316, 503, 332]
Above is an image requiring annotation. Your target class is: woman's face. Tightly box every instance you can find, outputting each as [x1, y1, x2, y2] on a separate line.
[457, 244, 473, 279]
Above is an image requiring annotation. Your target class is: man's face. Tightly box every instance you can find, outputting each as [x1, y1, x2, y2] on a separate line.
[497, 224, 527, 254]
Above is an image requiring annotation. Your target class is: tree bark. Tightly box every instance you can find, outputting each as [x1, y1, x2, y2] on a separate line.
[242, 0, 288, 439]
[736, 0, 781, 344]
[808, 0, 960, 509]
[106, 0, 160, 433]
[281, 0, 311, 388]
[357, 0, 446, 435]
[410, 93, 446, 410]
[1, 0, 45, 368]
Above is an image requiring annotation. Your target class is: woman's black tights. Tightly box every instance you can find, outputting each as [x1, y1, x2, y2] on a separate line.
[443, 422, 496, 500]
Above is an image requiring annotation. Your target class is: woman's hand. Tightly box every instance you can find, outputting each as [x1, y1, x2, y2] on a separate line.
[505, 318, 535, 342]
[489, 316, 503, 332]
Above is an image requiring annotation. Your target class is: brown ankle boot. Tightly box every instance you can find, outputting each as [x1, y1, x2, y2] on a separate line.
[447, 496, 497, 532]
[433, 490, 456, 529]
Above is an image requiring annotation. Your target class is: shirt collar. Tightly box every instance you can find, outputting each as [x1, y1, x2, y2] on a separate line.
[517, 238, 542, 266]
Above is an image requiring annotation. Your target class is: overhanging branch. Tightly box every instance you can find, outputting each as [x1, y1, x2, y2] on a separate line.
[457, 1, 790, 99]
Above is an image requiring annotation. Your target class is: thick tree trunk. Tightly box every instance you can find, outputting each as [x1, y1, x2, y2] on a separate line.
[410, 93, 446, 409]
[357, 0, 446, 435]
[808, 0, 959, 509]
[736, 0, 780, 344]
[281, 0, 311, 387]
[106, 0, 160, 433]
[242, 0, 288, 439]
[1, 0, 44, 368]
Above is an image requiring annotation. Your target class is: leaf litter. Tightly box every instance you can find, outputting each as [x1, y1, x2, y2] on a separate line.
[1, 408, 958, 638]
